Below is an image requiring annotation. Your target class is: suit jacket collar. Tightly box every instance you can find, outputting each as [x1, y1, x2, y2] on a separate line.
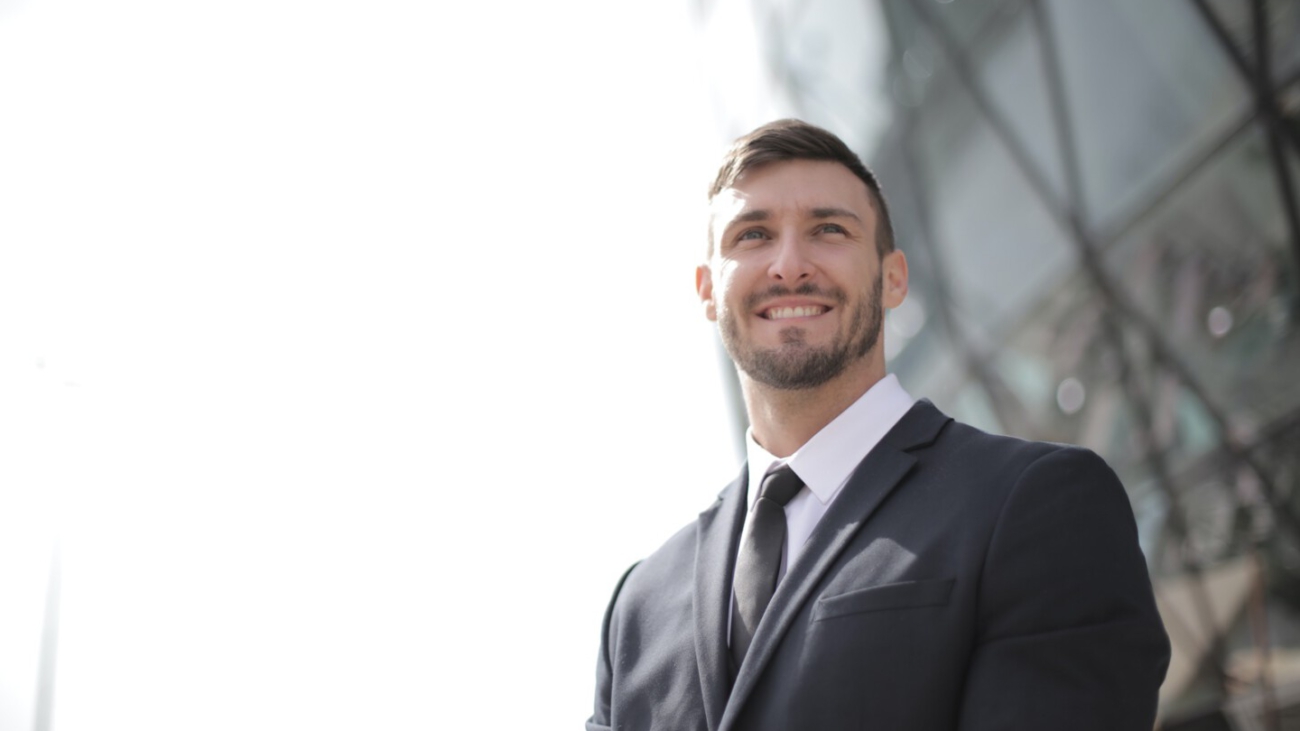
[710, 399, 952, 731]
[694, 465, 749, 731]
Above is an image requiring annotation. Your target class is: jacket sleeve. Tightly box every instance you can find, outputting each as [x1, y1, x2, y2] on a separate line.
[957, 447, 1170, 730]
[587, 562, 639, 731]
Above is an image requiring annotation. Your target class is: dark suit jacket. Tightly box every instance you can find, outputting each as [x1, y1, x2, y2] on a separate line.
[588, 400, 1169, 731]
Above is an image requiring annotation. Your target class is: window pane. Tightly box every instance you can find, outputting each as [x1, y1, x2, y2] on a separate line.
[913, 81, 1076, 342]
[1202, 0, 1300, 85]
[974, 7, 1067, 204]
[1047, 0, 1251, 226]
[1103, 126, 1300, 432]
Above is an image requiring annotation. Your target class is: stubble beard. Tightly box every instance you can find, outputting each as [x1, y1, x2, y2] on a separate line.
[719, 277, 884, 391]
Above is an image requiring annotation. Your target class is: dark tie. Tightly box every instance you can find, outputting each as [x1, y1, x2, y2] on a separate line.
[730, 464, 804, 671]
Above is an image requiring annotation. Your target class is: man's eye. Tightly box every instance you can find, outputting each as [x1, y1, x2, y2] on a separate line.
[819, 223, 847, 234]
[738, 230, 768, 241]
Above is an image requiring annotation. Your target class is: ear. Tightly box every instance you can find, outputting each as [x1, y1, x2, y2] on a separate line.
[696, 264, 717, 322]
[881, 250, 909, 309]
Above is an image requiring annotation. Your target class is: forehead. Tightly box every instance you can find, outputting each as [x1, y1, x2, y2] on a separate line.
[710, 159, 876, 229]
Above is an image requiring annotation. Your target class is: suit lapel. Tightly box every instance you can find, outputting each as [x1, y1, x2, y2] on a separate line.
[694, 467, 749, 731]
[719, 401, 951, 731]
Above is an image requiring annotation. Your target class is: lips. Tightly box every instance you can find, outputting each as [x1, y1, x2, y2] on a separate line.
[763, 305, 827, 320]
[747, 285, 843, 321]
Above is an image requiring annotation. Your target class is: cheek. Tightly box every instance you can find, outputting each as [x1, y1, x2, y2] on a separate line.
[706, 267, 733, 308]
[838, 255, 880, 292]
[714, 261, 749, 298]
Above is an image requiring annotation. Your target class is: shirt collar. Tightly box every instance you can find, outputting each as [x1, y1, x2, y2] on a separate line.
[744, 373, 915, 509]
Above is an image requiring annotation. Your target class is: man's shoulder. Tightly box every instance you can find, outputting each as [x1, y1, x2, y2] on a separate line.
[627, 487, 731, 577]
[923, 410, 1127, 510]
[922, 404, 1103, 473]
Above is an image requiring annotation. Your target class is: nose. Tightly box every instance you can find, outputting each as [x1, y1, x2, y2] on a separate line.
[767, 232, 814, 283]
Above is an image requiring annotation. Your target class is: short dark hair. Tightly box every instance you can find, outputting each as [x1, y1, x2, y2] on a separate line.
[708, 119, 895, 258]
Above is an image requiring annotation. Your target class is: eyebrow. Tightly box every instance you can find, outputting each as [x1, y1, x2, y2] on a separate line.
[810, 207, 863, 223]
[730, 210, 771, 224]
[728, 207, 863, 225]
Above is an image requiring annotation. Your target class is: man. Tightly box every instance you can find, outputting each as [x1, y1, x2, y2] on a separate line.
[588, 119, 1169, 731]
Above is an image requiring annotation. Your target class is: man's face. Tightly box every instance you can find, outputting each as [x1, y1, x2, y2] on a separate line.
[696, 159, 907, 390]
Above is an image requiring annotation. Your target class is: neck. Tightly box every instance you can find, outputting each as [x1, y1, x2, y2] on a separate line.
[742, 358, 886, 458]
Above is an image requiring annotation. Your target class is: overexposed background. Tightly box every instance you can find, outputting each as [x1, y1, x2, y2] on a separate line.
[0, 0, 776, 727]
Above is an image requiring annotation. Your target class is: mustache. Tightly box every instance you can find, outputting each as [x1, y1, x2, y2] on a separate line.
[743, 282, 848, 311]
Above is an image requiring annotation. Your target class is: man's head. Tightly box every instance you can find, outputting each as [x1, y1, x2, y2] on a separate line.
[697, 120, 907, 392]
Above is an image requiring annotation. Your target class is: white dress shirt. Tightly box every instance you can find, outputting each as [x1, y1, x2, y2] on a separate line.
[738, 373, 915, 587]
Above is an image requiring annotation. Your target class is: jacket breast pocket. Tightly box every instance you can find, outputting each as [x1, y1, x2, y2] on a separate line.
[812, 578, 955, 622]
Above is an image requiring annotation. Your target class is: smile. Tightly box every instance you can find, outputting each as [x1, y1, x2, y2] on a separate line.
[763, 306, 827, 320]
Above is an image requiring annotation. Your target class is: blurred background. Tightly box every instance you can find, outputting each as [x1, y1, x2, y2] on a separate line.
[1, 0, 1297, 729]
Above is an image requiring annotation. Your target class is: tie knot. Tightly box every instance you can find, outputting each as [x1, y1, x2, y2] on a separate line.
[758, 465, 803, 507]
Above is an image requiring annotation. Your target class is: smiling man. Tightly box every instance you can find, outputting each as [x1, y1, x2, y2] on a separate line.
[588, 120, 1169, 731]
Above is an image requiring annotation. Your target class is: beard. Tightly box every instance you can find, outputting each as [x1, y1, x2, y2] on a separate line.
[719, 277, 883, 390]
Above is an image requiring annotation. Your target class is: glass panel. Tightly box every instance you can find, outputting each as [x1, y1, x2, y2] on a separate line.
[1152, 415, 1300, 721]
[874, 146, 981, 415]
[873, 135, 953, 368]
[949, 378, 1006, 435]
[778, 0, 892, 156]
[1103, 126, 1300, 434]
[1128, 471, 1168, 570]
[928, 0, 1023, 47]
[1104, 317, 1227, 474]
[1203, 0, 1300, 85]
[892, 320, 968, 413]
[973, 6, 1067, 204]
[991, 278, 1145, 465]
[1175, 467, 1250, 567]
[883, 0, 950, 110]
[913, 78, 1077, 342]
[1046, 0, 1252, 227]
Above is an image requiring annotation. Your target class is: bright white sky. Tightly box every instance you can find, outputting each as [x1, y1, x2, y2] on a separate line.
[0, 0, 754, 727]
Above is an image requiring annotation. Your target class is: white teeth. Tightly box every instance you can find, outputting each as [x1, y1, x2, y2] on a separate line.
[767, 306, 826, 320]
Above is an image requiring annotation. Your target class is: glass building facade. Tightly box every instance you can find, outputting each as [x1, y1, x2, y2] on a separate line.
[701, 0, 1300, 726]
